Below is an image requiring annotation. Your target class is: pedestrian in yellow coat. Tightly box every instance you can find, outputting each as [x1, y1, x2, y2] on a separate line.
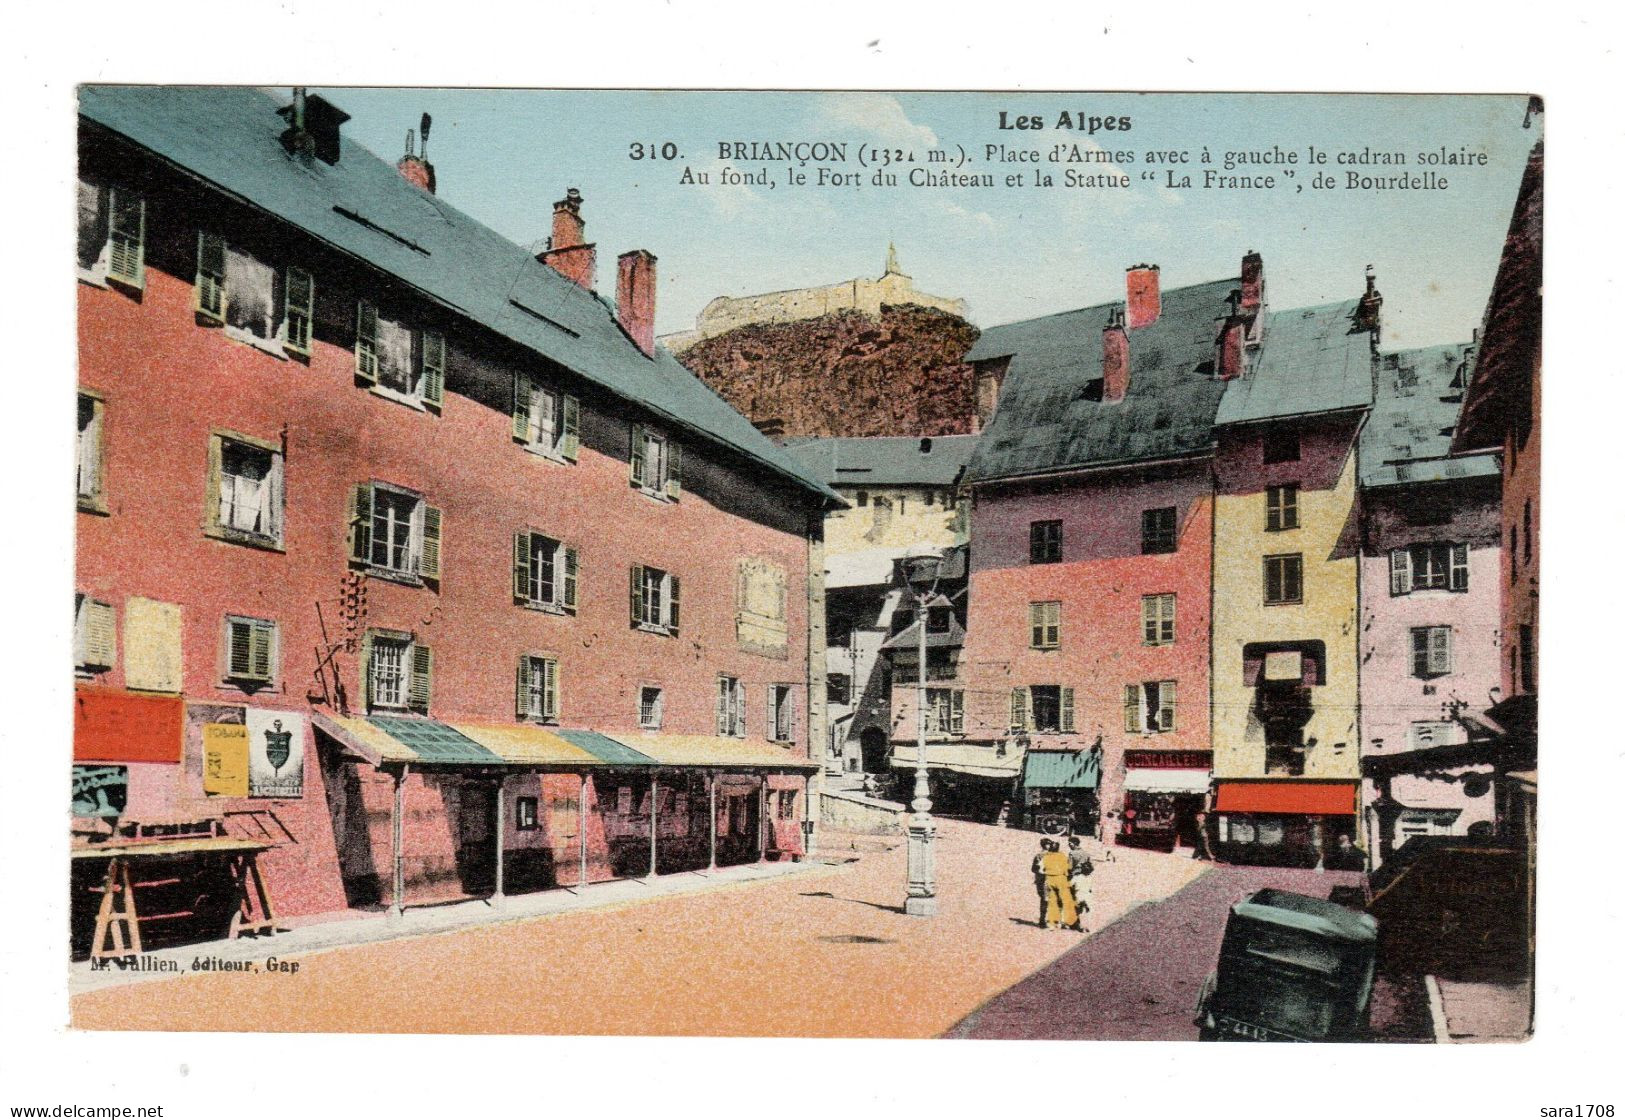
[1039, 842, 1078, 930]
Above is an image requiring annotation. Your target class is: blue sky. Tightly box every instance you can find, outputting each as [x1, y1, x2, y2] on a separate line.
[323, 88, 1537, 348]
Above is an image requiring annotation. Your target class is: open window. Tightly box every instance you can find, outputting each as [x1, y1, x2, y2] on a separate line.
[349, 482, 442, 583]
[77, 392, 106, 513]
[1123, 681, 1177, 734]
[630, 424, 682, 499]
[355, 301, 445, 411]
[516, 654, 560, 723]
[513, 530, 578, 614]
[513, 373, 580, 462]
[1389, 543, 1469, 594]
[717, 675, 745, 737]
[924, 688, 965, 737]
[630, 564, 681, 635]
[207, 431, 285, 548]
[77, 179, 144, 290]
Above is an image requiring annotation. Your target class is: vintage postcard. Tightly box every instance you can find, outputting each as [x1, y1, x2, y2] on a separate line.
[67, 85, 1541, 1047]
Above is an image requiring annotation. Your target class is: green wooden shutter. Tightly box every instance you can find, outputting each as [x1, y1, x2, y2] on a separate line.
[355, 302, 378, 384]
[284, 267, 313, 356]
[419, 505, 442, 580]
[205, 435, 225, 531]
[563, 546, 579, 613]
[1160, 680, 1177, 732]
[544, 659, 559, 722]
[1061, 687, 1076, 732]
[420, 331, 445, 409]
[408, 644, 433, 713]
[951, 690, 964, 735]
[766, 688, 777, 739]
[1123, 684, 1142, 733]
[266, 450, 285, 545]
[1389, 548, 1411, 595]
[513, 531, 532, 603]
[251, 620, 274, 682]
[195, 232, 225, 321]
[516, 654, 532, 719]
[665, 441, 682, 499]
[630, 565, 645, 627]
[348, 483, 373, 565]
[107, 189, 144, 287]
[1450, 544, 1470, 591]
[630, 424, 646, 488]
[360, 631, 374, 711]
[512, 374, 533, 442]
[667, 575, 681, 635]
[562, 394, 580, 462]
[1009, 688, 1027, 732]
[717, 677, 729, 735]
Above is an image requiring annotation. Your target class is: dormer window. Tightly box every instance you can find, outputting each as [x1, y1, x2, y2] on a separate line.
[355, 301, 445, 411]
[630, 424, 681, 499]
[513, 374, 580, 462]
[77, 179, 144, 290]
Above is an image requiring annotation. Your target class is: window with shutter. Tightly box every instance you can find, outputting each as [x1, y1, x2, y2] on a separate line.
[367, 634, 410, 711]
[1411, 626, 1452, 679]
[1142, 594, 1175, 645]
[561, 394, 581, 462]
[1061, 687, 1076, 733]
[420, 331, 446, 410]
[209, 432, 284, 547]
[1030, 601, 1060, 649]
[1123, 684, 1142, 733]
[74, 594, 117, 673]
[1450, 544, 1470, 591]
[718, 676, 744, 737]
[283, 267, 314, 357]
[1389, 548, 1412, 595]
[76, 178, 110, 277]
[77, 393, 106, 511]
[1157, 680, 1176, 732]
[224, 616, 276, 686]
[408, 644, 433, 713]
[106, 188, 145, 288]
[196, 232, 226, 321]
[355, 302, 379, 384]
[356, 483, 437, 581]
[518, 655, 558, 723]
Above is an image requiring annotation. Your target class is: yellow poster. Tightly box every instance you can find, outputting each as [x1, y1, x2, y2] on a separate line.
[202, 722, 249, 797]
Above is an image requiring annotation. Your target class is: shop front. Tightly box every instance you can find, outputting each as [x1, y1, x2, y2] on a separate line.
[1018, 747, 1101, 836]
[1120, 749, 1212, 852]
[312, 714, 815, 916]
[1212, 780, 1360, 868]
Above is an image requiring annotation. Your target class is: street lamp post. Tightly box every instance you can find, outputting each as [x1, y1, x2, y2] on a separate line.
[904, 555, 940, 917]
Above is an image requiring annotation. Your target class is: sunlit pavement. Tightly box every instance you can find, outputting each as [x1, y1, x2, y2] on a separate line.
[70, 818, 1205, 1037]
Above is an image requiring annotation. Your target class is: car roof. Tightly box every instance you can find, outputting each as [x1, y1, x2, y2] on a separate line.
[1231, 888, 1377, 943]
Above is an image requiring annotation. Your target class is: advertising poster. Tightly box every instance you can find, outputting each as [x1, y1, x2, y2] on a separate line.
[246, 709, 304, 799]
[200, 723, 248, 797]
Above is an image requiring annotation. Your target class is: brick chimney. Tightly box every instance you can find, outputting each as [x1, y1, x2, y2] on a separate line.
[1239, 250, 1265, 323]
[1217, 296, 1247, 380]
[617, 250, 658, 358]
[538, 188, 597, 290]
[1355, 264, 1383, 337]
[1126, 264, 1161, 330]
[277, 89, 349, 165]
[396, 115, 436, 194]
[1102, 307, 1130, 401]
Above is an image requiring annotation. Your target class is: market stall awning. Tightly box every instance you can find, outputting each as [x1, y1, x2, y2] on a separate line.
[1124, 767, 1210, 795]
[1214, 780, 1358, 816]
[620, 732, 819, 770]
[447, 723, 606, 766]
[1021, 749, 1100, 790]
[315, 713, 596, 767]
[552, 729, 658, 766]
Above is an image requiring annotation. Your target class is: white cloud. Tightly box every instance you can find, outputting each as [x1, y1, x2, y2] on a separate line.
[811, 93, 939, 150]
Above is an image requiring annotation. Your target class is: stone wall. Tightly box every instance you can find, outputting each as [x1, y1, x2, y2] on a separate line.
[676, 304, 981, 438]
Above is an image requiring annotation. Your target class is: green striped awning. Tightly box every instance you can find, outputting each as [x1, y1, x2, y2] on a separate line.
[1022, 750, 1101, 790]
[367, 716, 502, 764]
[554, 728, 657, 766]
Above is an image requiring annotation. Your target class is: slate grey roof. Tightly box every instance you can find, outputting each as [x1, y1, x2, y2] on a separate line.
[963, 279, 1238, 483]
[782, 434, 978, 488]
[1215, 299, 1374, 426]
[78, 85, 837, 505]
[1361, 343, 1499, 488]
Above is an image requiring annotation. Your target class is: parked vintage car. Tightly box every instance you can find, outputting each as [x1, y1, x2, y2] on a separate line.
[1194, 888, 1378, 1042]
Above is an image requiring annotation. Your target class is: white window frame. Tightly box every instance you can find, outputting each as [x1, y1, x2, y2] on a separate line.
[717, 675, 745, 738]
[515, 530, 578, 614]
[639, 685, 664, 730]
[369, 635, 411, 711]
[222, 615, 278, 688]
[77, 180, 145, 289]
[352, 482, 442, 583]
[517, 654, 560, 724]
[633, 564, 680, 634]
[355, 301, 445, 412]
[923, 688, 966, 738]
[631, 424, 682, 500]
[1124, 680, 1178, 734]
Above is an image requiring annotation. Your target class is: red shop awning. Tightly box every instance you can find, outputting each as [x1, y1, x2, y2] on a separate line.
[1215, 780, 1358, 816]
[74, 689, 184, 765]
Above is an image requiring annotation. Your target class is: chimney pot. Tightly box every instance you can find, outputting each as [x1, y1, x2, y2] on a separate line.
[1125, 264, 1161, 330]
[1240, 250, 1265, 322]
[617, 250, 658, 358]
[1355, 264, 1383, 336]
[1102, 307, 1130, 401]
[277, 91, 349, 165]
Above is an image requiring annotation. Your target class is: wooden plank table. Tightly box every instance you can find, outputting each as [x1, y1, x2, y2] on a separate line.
[73, 837, 277, 960]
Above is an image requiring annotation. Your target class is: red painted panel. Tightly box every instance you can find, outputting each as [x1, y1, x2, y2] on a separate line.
[73, 689, 184, 764]
[1214, 781, 1358, 816]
